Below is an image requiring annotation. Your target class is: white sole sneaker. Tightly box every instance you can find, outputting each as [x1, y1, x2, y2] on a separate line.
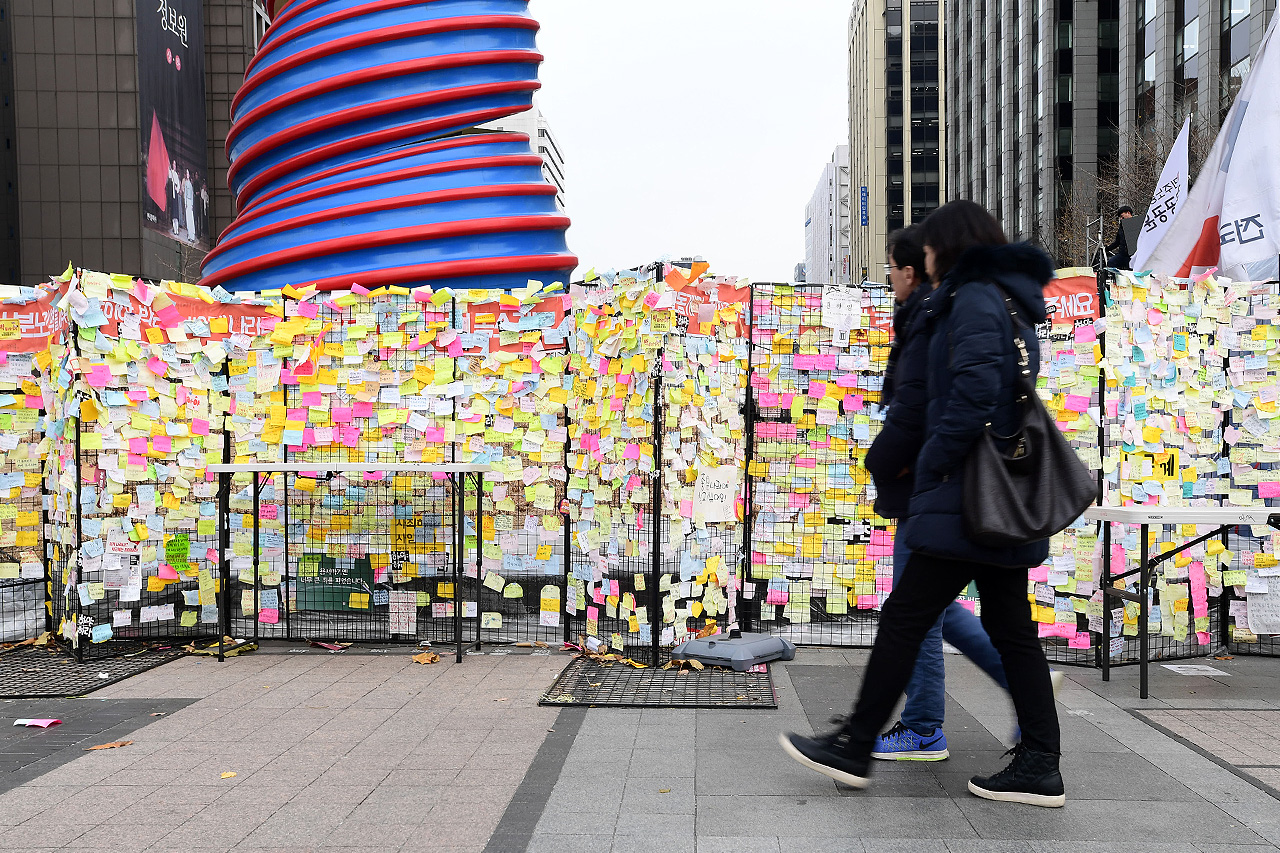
[1050, 669, 1065, 698]
[967, 778, 1066, 807]
[777, 732, 871, 789]
[871, 747, 950, 761]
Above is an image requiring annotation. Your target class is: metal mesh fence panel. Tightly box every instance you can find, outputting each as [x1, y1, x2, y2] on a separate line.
[564, 271, 661, 662]
[0, 349, 46, 642]
[746, 283, 894, 646]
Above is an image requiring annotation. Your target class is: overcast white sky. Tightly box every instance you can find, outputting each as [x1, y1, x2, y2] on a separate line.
[530, 0, 851, 282]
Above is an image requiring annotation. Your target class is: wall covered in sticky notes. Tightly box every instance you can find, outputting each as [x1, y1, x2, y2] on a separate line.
[11, 263, 1280, 663]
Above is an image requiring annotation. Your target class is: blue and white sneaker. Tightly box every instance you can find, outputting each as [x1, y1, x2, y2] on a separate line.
[871, 721, 950, 761]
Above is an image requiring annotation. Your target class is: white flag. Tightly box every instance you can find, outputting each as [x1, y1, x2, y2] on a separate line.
[1130, 117, 1190, 273]
[1142, 12, 1280, 281]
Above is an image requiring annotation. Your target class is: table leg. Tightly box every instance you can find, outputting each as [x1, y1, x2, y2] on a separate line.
[452, 473, 462, 664]
[1139, 523, 1149, 700]
[473, 471, 483, 654]
[252, 472, 261, 647]
[1101, 520, 1111, 681]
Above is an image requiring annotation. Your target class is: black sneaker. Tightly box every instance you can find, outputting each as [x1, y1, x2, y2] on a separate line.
[968, 745, 1066, 807]
[778, 720, 871, 789]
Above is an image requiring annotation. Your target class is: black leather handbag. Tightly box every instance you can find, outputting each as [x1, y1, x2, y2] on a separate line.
[962, 290, 1098, 547]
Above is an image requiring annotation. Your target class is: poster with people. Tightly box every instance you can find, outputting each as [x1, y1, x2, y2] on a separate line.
[138, 0, 210, 250]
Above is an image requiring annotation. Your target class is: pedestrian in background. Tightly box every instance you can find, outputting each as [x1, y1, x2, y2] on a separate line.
[781, 200, 1066, 807]
[863, 225, 1015, 763]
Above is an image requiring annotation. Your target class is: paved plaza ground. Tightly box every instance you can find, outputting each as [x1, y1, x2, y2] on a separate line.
[0, 644, 1278, 852]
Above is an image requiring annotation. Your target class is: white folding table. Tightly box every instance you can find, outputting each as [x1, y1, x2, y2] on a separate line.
[1083, 505, 1280, 698]
[207, 463, 493, 662]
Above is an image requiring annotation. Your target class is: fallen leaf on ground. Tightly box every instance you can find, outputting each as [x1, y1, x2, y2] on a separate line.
[659, 789, 671, 794]
[412, 652, 440, 665]
[494, 697, 509, 702]
[85, 741, 131, 751]
[220, 771, 237, 779]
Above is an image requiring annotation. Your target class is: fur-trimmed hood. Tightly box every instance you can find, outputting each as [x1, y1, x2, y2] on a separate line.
[942, 242, 1053, 325]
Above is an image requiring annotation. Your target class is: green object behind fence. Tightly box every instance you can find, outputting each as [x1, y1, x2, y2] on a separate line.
[295, 555, 374, 612]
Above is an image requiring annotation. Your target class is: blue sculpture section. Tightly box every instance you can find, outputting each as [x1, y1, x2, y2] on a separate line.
[201, 0, 576, 292]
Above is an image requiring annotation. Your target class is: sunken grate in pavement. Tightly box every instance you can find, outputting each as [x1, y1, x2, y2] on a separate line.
[539, 656, 778, 709]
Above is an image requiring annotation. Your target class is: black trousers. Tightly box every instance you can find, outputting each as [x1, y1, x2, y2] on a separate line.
[845, 551, 1062, 756]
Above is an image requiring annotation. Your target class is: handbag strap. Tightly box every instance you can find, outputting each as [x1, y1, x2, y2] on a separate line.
[990, 284, 1035, 402]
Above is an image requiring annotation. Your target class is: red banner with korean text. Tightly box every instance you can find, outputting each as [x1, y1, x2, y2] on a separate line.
[1044, 273, 1101, 323]
[0, 285, 69, 352]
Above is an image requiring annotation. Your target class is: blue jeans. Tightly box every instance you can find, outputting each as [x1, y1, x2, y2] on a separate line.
[894, 528, 1009, 733]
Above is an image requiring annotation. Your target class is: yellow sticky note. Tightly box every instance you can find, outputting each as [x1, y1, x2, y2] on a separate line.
[348, 592, 370, 610]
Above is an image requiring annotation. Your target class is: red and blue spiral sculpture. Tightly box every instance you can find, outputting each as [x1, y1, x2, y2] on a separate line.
[200, 0, 576, 292]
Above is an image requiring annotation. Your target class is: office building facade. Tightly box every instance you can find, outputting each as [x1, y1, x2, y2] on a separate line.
[848, 0, 944, 282]
[947, 0, 1274, 261]
[804, 145, 852, 285]
[1122, 0, 1274, 146]
[480, 101, 567, 212]
[946, 0, 1117, 250]
[0, 0, 263, 286]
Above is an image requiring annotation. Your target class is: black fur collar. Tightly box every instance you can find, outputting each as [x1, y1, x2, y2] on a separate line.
[946, 242, 1055, 287]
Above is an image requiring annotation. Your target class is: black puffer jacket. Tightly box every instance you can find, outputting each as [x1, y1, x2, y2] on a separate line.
[899, 242, 1054, 568]
[864, 285, 927, 519]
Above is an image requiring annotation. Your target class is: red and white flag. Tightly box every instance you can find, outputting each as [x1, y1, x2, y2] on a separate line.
[1143, 12, 1280, 281]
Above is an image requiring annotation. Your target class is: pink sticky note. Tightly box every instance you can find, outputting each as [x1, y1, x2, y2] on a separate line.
[86, 364, 112, 387]
[191, 418, 210, 436]
[258, 608, 280, 624]
[1074, 324, 1097, 343]
[152, 436, 172, 453]
[331, 407, 352, 423]
[1105, 398, 1119, 419]
[623, 443, 640, 460]
[1064, 394, 1090, 413]
[128, 436, 148, 454]
[1068, 632, 1092, 649]
[158, 563, 179, 579]
[679, 499, 692, 518]
[147, 356, 167, 376]
[302, 392, 322, 407]
[128, 387, 149, 401]
[447, 339, 462, 357]
[856, 594, 879, 610]
[809, 380, 828, 398]
[350, 283, 371, 295]
[1147, 308, 1163, 325]
[297, 301, 318, 319]
[352, 401, 373, 418]
[1260, 482, 1280, 499]
[1028, 566, 1049, 582]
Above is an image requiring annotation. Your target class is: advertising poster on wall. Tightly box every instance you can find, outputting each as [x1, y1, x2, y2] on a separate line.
[137, 0, 210, 250]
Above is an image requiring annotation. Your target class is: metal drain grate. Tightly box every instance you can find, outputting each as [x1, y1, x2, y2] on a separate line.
[0, 644, 186, 699]
[539, 657, 778, 708]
